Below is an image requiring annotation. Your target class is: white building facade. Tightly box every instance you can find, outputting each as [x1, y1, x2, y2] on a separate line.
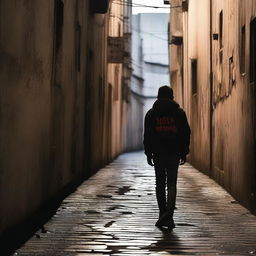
[130, 13, 170, 149]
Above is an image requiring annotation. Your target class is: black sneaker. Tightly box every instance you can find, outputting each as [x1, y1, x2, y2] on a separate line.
[167, 219, 175, 230]
[155, 219, 162, 227]
[155, 212, 172, 228]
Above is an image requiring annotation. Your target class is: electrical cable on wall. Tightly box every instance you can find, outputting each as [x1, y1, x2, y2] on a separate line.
[109, 14, 168, 41]
[112, 0, 181, 9]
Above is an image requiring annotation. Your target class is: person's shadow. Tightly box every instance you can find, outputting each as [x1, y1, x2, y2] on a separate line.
[145, 229, 183, 255]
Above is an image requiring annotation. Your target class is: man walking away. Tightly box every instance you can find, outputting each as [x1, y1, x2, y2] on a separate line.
[143, 85, 191, 229]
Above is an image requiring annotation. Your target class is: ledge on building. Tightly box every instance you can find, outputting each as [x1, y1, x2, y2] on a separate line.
[144, 60, 169, 67]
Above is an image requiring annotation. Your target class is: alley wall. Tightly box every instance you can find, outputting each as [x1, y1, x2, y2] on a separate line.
[0, 0, 132, 239]
[170, 0, 256, 212]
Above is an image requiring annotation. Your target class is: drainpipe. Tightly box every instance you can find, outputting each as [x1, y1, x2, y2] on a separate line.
[209, 0, 213, 177]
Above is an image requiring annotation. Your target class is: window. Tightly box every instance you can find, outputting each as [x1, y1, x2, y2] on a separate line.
[118, 23, 121, 37]
[76, 23, 81, 72]
[191, 59, 197, 95]
[240, 25, 246, 74]
[182, 0, 188, 12]
[218, 10, 224, 93]
[168, 22, 171, 44]
[219, 10, 223, 49]
[98, 76, 104, 109]
[114, 65, 120, 101]
[250, 18, 256, 84]
[53, 0, 64, 88]
[219, 11, 223, 66]
[55, 0, 64, 52]
[229, 56, 235, 90]
[122, 81, 130, 103]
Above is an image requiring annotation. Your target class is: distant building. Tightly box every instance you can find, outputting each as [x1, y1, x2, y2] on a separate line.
[130, 13, 170, 150]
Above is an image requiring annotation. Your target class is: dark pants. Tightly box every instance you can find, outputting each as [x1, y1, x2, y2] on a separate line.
[153, 155, 180, 219]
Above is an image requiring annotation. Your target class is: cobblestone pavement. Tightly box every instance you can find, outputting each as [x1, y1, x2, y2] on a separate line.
[16, 152, 256, 256]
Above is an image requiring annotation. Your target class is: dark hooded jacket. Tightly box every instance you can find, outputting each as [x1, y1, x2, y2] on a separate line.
[143, 99, 191, 157]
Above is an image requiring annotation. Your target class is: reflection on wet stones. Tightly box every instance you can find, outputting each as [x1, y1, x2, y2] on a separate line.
[116, 185, 133, 195]
[120, 211, 133, 215]
[177, 223, 197, 227]
[104, 221, 115, 227]
[97, 194, 113, 198]
[105, 205, 124, 212]
[17, 152, 256, 256]
[85, 210, 101, 214]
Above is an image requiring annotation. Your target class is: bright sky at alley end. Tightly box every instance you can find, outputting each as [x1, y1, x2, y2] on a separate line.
[132, 0, 170, 14]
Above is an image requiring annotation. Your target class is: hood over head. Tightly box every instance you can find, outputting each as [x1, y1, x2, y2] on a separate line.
[153, 99, 180, 115]
[157, 86, 174, 100]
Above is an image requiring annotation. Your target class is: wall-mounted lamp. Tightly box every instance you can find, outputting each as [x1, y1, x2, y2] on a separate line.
[90, 0, 109, 14]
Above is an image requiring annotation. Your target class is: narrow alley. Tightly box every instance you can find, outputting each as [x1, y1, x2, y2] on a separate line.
[16, 152, 256, 256]
[1, 0, 256, 255]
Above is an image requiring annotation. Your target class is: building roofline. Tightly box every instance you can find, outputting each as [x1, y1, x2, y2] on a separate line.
[132, 73, 144, 81]
[144, 60, 169, 67]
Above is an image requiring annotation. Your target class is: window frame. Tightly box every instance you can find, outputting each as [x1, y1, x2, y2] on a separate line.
[191, 58, 197, 96]
[250, 17, 256, 84]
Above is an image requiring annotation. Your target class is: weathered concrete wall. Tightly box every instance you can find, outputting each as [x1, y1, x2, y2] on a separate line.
[86, 12, 110, 172]
[0, 0, 132, 237]
[211, 0, 256, 209]
[169, 0, 184, 106]
[170, 0, 211, 174]
[108, 2, 124, 158]
[187, 0, 211, 174]
[170, 0, 256, 212]
[0, 0, 57, 235]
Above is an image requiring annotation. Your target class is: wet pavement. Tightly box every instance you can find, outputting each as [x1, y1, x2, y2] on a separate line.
[16, 152, 256, 256]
